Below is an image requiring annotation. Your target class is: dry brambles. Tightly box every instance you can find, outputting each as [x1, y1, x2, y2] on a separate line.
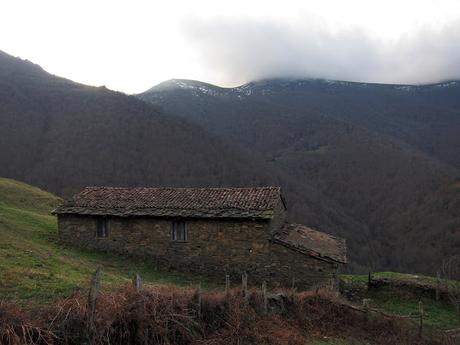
[0, 285, 454, 345]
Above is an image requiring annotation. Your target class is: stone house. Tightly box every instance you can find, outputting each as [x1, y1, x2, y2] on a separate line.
[53, 186, 347, 289]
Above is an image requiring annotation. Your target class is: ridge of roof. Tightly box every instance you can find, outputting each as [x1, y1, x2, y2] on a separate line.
[80, 186, 281, 191]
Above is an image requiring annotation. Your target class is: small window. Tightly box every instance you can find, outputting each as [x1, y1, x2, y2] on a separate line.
[171, 220, 187, 241]
[96, 218, 110, 238]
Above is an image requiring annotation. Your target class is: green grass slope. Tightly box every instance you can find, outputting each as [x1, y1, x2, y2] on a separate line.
[341, 273, 460, 330]
[0, 178, 206, 304]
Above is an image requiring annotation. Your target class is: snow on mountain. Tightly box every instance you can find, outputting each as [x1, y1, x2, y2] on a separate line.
[142, 78, 460, 99]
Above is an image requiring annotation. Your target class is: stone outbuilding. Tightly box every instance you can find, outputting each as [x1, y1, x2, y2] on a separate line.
[53, 186, 346, 289]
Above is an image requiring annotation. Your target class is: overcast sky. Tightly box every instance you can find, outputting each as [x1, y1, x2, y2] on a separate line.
[1, 0, 460, 93]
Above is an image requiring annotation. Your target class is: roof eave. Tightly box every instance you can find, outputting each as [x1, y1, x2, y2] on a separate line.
[272, 237, 347, 265]
[52, 206, 275, 220]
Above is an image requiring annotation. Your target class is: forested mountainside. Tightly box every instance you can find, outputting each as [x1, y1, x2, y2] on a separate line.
[0, 51, 277, 194]
[1, 47, 458, 273]
[0, 50, 374, 270]
[140, 78, 460, 169]
[138, 79, 460, 274]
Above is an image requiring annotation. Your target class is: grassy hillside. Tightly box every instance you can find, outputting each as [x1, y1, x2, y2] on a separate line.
[341, 273, 460, 330]
[0, 178, 206, 304]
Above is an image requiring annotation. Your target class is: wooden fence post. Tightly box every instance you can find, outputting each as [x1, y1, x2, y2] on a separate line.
[242, 272, 248, 299]
[133, 273, 144, 343]
[196, 284, 202, 320]
[367, 271, 372, 291]
[87, 267, 102, 334]
[418, 300, 424, 337]
[362, 298, 371, 322]
[436, 271, 441, 301]
[262, 281, 268, 314]
[133, 273, 142, 292]
[225, 274, 230, 293]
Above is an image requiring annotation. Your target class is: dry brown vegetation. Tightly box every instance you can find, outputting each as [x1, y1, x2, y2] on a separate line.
[0, 285, 452, 345]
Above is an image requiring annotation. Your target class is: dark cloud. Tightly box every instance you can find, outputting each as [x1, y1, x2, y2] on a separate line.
[182, 17, 460, 85]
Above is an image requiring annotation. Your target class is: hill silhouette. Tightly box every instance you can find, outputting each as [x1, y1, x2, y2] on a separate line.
[1, 49, 459, 273]
[139, 78, 460, 273]
[0, 51, 372, 270]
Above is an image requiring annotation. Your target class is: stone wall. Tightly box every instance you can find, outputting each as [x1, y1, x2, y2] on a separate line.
[269, 198, 287, 235]
[57, 213, 338, 290]
[266, 242, 339, 289]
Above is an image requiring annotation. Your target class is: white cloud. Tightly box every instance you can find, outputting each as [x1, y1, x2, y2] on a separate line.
[1, 0, 460, 92]
[181, 13, 460, 86]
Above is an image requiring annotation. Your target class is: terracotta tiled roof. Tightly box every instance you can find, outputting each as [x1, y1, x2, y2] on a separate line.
[53, 186, 283, 219]
[274, 223, 347, 264]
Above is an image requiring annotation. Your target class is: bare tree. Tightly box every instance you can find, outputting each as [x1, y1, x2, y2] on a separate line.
[442, 255, 460, 322]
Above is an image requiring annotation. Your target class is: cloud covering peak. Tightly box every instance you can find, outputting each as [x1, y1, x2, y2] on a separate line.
[183, 15, 460, 86]
[2, 0, 460, 92]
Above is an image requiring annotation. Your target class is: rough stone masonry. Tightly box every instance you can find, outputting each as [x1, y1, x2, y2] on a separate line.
[53, 186, 347, 289]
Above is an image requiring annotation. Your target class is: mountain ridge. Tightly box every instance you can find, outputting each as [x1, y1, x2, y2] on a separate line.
[142, 77, 460, 98]
[0, 50, 376, 271]
[138, 76, 460, 274]
[1, 48, 459, 273]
